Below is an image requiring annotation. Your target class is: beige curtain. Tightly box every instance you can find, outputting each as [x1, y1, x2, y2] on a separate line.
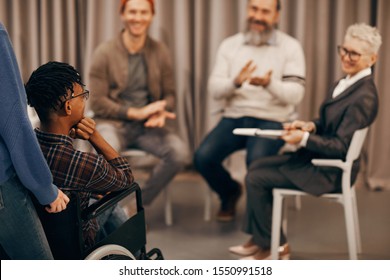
[1, 0, 389, 189]
[367, 0, 390, 190]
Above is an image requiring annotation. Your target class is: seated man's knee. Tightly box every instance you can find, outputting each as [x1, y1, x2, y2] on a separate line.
[193, 147, 212, 171]
[166, 135, 190, 166]
[96, 123, 123, 151]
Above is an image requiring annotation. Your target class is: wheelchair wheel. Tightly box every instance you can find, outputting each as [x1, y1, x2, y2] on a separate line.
[85, 244, 136, 260]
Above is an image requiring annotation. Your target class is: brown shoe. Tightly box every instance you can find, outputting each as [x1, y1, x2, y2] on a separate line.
[217, 186, 242, 222]
[240, 243, 290, 260]
[216, 209, 235, 222]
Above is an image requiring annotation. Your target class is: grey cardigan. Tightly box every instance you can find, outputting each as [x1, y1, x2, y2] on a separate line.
[89, 31, 176, 126]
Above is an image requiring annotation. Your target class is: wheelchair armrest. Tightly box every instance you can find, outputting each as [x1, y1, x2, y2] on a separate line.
[82, 182, 141, 221]
[311, 159, 349, 170]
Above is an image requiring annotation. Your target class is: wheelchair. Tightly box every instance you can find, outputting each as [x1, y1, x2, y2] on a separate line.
[33, 182, 163, 260]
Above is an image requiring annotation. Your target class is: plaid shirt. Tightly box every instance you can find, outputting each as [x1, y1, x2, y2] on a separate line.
[35, 129, 134, 248]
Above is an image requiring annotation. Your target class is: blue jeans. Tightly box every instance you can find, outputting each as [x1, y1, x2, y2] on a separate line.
[194, 117, 284, 201]
[0, 173, 53, 259]
[95, 201, 128, 240]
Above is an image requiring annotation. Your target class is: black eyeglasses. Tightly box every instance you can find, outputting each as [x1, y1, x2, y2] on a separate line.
[337, 46, 363, 62]
[66, 90, 90, 102]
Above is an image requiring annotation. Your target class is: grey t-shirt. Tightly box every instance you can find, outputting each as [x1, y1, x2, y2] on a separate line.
[119, 53, 151, 143]
[119, 53, 150, 107]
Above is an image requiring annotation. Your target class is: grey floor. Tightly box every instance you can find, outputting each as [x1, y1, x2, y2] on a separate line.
[127, 170, 390, 260]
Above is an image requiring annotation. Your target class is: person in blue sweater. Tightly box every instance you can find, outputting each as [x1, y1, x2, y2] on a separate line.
[0, 22, 70, 259]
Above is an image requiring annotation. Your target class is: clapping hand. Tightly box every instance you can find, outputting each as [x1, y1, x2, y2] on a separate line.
[249, 70, 272, 87]
[234, 60, 257, 87]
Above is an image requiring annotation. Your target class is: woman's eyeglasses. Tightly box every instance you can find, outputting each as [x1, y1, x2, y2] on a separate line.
[337, 46, 364, 62]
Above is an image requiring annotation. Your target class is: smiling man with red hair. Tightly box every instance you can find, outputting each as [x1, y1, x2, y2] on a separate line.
[89, 0, 188, 207]
[120, 0, 155, 14]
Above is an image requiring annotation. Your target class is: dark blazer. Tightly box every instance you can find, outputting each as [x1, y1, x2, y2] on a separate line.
[279, 75, 378, 195]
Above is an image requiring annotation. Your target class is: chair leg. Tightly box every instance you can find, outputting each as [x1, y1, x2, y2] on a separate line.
[282, 198, 288, 235]
[271, 190, 284, 260]
[294, 195, 302, 210]
[204, 188, 212, 221]
[343, 197, 358, 259]
[351, 188, 362, 253]
[164, 186, 173, 226]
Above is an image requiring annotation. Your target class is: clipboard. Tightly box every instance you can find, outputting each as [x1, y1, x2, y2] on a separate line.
[233, 128, 285, 139]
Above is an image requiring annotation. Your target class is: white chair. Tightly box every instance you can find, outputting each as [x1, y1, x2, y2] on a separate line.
[204, 188, 213, 221]
[271, 127, 368, 260]
[120, 149, 173, 226]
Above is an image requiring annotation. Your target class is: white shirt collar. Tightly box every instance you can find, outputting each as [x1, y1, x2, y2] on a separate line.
[332, 67, 372, 98]
[344, 67, 372, 84]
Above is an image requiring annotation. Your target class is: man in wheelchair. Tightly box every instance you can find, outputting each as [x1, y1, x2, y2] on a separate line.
[25, 61, 137, 259]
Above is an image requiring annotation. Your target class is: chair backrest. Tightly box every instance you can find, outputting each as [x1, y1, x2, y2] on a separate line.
[345, 127, 369, 163]
[32, 193, 84, 259]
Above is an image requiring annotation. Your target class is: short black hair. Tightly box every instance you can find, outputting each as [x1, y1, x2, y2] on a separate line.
[25, 61, 84, 121]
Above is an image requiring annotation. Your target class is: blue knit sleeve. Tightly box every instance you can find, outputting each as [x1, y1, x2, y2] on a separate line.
[0, 23, 58, 205]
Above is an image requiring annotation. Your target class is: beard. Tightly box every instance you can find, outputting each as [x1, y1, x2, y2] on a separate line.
[244, 18, 275, 46]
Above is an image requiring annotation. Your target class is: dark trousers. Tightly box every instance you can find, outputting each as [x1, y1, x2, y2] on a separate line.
[243, 155, 300, 249]
[193, 117, 284, 202]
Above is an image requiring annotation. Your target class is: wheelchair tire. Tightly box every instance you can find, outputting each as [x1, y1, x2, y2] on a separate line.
[85, 244, 136, 260]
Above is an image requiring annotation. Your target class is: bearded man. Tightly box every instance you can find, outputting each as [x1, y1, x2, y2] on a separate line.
[194, 0, 306, 222]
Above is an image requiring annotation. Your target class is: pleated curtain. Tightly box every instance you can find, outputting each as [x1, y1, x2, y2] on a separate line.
[1, 0, 389, 190]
